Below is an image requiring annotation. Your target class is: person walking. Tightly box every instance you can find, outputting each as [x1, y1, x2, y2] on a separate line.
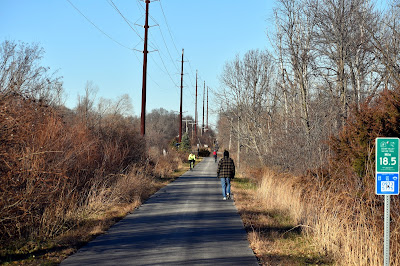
[188, 152, 196, 170]
[217, 150, 235, 200]
[213, 150, 217, 163]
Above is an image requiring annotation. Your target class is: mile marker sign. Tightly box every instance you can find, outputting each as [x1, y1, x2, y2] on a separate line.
[376, 137, 399, 195]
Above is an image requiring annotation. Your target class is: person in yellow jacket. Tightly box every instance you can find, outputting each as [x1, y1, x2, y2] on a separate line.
[188, 152, 196, 170]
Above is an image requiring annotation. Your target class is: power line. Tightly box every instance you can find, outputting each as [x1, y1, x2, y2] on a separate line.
[147, 30, 179, 76]
[144, 31, 180, 88]
[107, 0, 171, 91]
[186, 58, 197, 87]
[135, 0, 178, 77]
[136, 52, 161, 88]
[158, 0, 197, 88]
[69, 0, 200, 120]
[107, 0, 143, 41]
[66, 0, 134, 50]
[144, 0, 197, 94]
[156, 25, 180, 72]
[148, 51, 179, 88]
[159, 0, 180, 56]
[144, 4, 180, 76]
[67, 0, 163, 90]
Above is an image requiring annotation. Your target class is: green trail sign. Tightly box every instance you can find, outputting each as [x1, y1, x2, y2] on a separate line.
[376, 137, 399, 195]
[376, 138, 399, 173]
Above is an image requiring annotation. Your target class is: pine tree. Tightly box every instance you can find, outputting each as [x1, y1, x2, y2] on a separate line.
[180, 132, 191, 152]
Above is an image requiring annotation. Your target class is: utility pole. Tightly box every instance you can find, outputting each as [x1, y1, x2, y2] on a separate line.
[195, 70, 198, 140]
[237, 111, 240, 169]
[140, 0, 150, 136]
[206, 86, 209, 131]
[182, 119, 192, 134]
[179, 49, 184, 143]
[202, 81, 205, 136]
[189, 122, 196, 140]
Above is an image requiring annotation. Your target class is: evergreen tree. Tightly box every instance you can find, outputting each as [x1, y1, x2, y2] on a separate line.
[180, 132, 191, 152]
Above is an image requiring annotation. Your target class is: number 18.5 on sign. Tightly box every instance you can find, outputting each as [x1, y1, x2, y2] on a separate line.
[376, 138, 399, 195]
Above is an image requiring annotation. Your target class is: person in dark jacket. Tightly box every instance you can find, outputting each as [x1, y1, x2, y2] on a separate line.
[217, 150, 235, 200]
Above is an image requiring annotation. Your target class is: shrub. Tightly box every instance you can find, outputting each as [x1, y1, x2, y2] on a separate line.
[331, 87, 400, 179]
[198, 148, 210, 157]
[0, 95, 145, 245]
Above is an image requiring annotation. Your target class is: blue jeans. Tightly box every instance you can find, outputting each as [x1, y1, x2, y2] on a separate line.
[220, 178, 231, 197]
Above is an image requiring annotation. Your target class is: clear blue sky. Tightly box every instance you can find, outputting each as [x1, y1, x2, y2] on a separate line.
[1, 0, 273, 129]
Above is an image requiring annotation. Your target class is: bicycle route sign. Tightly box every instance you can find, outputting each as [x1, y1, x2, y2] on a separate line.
[376, 137, 399, 195]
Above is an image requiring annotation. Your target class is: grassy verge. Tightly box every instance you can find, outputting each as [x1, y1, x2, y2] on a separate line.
[1, 203, 145, 265]
[0, 159, 194, 265]
[232, 174, 334, 265]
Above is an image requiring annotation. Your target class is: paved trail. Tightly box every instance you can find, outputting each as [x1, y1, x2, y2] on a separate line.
[61, 157, 258, 265]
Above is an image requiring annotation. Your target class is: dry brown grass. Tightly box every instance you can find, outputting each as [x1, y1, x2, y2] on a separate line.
[232, 172, 331, 265]
[238, 166, 400, 265]
[150, 148, 184, 178]
[302, 188, 385, 266]
[257, 169, 303, 225]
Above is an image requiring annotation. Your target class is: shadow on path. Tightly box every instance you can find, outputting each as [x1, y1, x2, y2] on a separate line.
[61, 157, 258, 265]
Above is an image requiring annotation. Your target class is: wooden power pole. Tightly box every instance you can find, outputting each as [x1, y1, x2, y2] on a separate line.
[195, 70, 198, 140]
[140, 0, 150, 136]
[179, 49, 184, 143]
[206, 86, 209, 131]
[202, 81, 205, 136]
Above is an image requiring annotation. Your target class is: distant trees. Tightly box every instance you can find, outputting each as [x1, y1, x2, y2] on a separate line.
[217, 0, 399, 173]
[146, 108, 179, 149]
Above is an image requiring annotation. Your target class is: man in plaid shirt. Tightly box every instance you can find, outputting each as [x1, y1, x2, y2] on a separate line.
[217, 150, 235, 200]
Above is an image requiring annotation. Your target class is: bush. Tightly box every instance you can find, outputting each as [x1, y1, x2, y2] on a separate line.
[331, 87, 400, 179]
[198, 148, 210, 157]
[0, 95, 145, 245]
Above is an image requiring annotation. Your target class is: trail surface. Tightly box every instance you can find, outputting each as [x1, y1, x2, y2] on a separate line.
[61, 157, 258, 265]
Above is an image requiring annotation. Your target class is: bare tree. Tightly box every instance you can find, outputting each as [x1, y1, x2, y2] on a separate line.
[273, 0, 315, 136]
[369, 0, 400, 87]
[76, 81, 98, 128]
[0, 40, 63, 105]
[217, 49, 278, 166]
[311, 0, 378, 126]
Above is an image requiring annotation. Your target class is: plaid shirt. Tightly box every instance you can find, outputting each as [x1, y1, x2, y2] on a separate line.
[217, 157, 235, 178]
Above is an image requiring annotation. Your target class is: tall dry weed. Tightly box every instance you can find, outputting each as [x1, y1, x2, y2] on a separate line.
[110, 166, 155, 204]
[150, 148, 184, 178]
[256, 168, 400, 265]
[303, 190, 383, 265]
[257, 169, 303, 224]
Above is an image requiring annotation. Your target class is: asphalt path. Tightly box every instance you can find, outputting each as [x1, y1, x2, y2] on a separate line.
[61, 157, 258, 265]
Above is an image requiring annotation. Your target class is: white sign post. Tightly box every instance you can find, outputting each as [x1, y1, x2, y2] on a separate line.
[376, 137, 400, 266]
